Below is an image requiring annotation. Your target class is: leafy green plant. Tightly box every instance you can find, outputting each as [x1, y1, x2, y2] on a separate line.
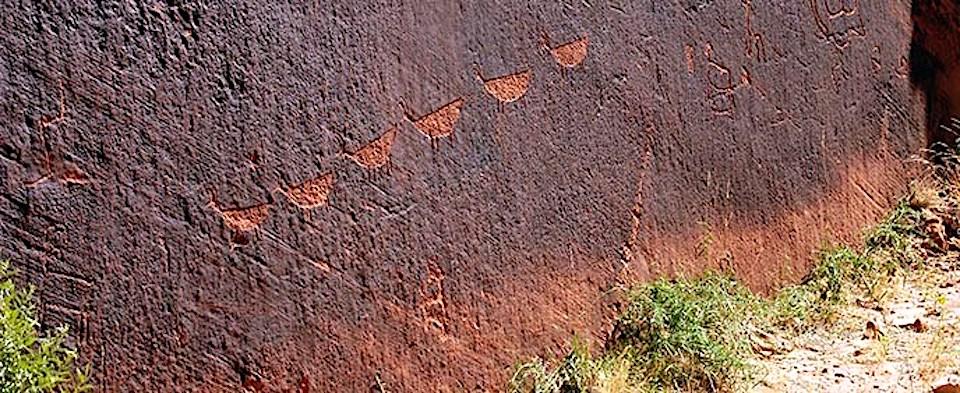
[0, 260, 89, 393]
[804, 246, 862, 305]
[767, 282, 821, 332]
[869, 200, 919, 243]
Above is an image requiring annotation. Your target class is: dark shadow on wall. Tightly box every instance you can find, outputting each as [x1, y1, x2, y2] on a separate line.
[910, 0, 960, 155]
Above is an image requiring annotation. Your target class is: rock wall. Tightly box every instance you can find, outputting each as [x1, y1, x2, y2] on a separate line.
[0, 1, 926, 391]
[911, 0, 960, 146]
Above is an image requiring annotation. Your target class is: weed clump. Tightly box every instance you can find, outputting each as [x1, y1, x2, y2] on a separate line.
[769, 201, 923, 332]
[509, 196, 931, 393]
[610, 273, 758, 391]
[510, 273, 762, 393]
[0, 260, 89, 393]
[508, 340, 598, 393]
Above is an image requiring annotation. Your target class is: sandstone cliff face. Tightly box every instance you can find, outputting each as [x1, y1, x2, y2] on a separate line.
[912, 0, 960, 145]
[0, 1, 927, 391]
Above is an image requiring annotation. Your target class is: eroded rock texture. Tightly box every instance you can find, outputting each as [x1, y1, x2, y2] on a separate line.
[911, 0, 960, 145]
[0, 1, 928, 391]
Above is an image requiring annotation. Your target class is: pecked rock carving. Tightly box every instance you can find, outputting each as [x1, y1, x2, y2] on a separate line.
[403, 98, 466, 144]
[548, 36, 589, 68]
[344, 127, 397, 170]
[208, 196, 271, 233]
[277, 172, 336, 210]
[475, 67, 533, 103]
[810, 0, 866, 48]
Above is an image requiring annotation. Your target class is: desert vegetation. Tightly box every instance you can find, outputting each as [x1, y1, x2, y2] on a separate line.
[0, 261, 89, 393]
[508, 151, 960, 392]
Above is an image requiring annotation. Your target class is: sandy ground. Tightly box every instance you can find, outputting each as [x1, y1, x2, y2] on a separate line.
[750, 258, 960, 393]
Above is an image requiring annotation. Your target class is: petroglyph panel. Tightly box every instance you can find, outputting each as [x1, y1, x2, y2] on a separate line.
[549, 37, 590, 68]
[405, 98, 466, 141]
[477, 69, 533, 103]
[279, 173, 335, 209]
[810, 0, 867, 48]
[0, 1, 924, 392]
[345, 127, 397, 170]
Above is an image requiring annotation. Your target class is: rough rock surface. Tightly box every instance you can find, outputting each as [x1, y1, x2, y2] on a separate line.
[0, 1, 929, 391]
[911, 0, 960, 146]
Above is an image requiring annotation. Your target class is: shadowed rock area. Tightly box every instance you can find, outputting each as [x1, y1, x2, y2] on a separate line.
[911, 0, 960, 147]
[0, 1, 930, 391]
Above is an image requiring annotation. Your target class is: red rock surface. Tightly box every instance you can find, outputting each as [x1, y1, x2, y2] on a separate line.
[0, 1, 935, 391]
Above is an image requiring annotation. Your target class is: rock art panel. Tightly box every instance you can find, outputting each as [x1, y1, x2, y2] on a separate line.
[403, 98, 465, 142]
[548, 36, 590, 68]
[0, 1, 928, 392]
[344, 127, 397, 170]
[277, 172, 335, 209]
[810, 0, 867, 48]
[476, 68, 533, 103]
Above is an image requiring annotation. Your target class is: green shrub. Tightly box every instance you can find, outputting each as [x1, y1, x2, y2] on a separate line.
[510, 273, 761, 393]
[611, 272, 759, 392]
[508, 196, 930, 393]
[0, 260, 89, 393]
[771, 203, 923, 331]
[508, 339, 594, 393]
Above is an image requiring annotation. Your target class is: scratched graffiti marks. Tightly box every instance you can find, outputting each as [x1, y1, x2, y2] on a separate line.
[832, 52, 854, 91]
[624, 147, 655, 278]
[41, 271, 94, 348]
[810, 0, 866, 48]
